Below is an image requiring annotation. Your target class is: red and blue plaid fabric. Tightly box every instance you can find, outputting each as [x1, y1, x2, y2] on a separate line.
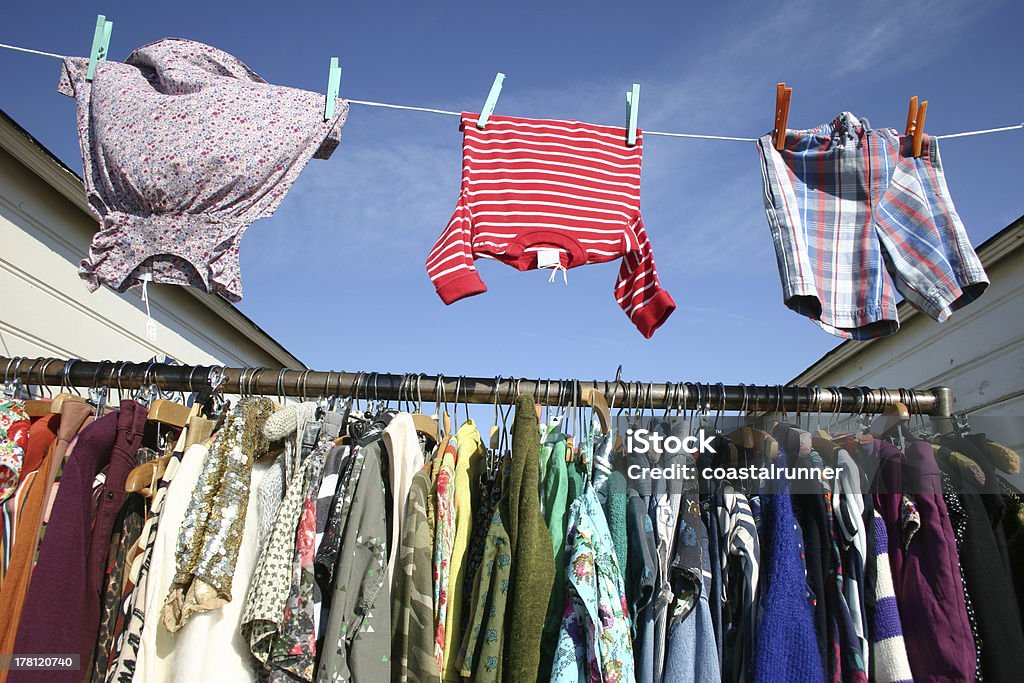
[757, 112, 988, 339]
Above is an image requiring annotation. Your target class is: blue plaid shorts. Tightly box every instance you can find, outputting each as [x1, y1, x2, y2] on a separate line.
[758, 112, 988, 339]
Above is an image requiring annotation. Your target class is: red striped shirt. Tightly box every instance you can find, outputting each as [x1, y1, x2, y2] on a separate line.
[426, 113, 676, 338]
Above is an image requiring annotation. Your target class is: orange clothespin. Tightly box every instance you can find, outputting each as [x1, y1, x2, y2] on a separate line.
[773, 82, 793, 150]
[905, 96, 929, 157]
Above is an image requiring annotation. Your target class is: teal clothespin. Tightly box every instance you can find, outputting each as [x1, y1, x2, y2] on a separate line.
[625, 83, 640, 146]
[324, 57, 342, 121]
[86, 14, 114, 82]
[477, 72, 505, 130]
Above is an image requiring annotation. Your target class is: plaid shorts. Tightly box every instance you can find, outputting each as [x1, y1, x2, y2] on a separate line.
[757, 112, 988, 339]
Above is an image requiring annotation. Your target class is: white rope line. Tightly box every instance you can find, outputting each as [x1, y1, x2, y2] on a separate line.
[0, 42, 1020, 144]
[934, 123, 1024, 139]
[346, 99, 460, 117]
[645, 130, 758, 142]
[0, 42, 66, 59]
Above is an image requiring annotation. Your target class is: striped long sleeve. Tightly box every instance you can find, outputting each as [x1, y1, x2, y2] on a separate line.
[426, 113, 676, 337]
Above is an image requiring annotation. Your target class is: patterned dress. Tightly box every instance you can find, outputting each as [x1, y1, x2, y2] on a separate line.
[432, 438, 458, 672]
[552, 426, 635, 683]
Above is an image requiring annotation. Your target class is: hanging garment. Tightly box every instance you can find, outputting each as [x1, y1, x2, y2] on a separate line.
[0, 412, 57, 584]
[164, 397, 274, 629]
[432, 435, 458, 673]
[757, 112, 988, 339]
[717, 485, 760, 682]
[165, 456, 273, 683]
[426, 113, 676, 338]
[104, 444, 184, 683]
[663, 511, 720, 683]
[134, 443, 211, 681]
[90, 445, 161, 680]
[540, 421, 570, 675]
[753, 454, 824, 683]
[503, 393, 555, 682]
[392, 461, 440, 683]
[11, 401, 146, 683]
[315, 437, 391, 683]
[458, 476, 512, 682]
[242, 434, 325, 667]
[313, 445, 350, 650]
[441, 421, 484, 681]
[57, 38, 349, 301]
[833, 450, 869, 676]
[936, 435, 1024, 681]
[869, 511, 913, 683]
[383, 413, 427, 588]
[266, 443, 328, 681]
[872, 439, 976, 682]
[550, 421, 635, 683]
[0, 400, 91, 664]
[0, 401, 29, 503]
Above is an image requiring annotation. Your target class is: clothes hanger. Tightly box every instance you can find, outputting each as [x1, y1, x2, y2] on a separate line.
[869, 387, 910, 439]
[407, 373, 439, 449]
[727, 383, 755, 450]
[49, 359, 86, 413]
[809, 386, 840, 465]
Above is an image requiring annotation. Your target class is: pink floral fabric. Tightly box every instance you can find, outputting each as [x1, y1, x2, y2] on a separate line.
[432, 437, 458, 672]
[57, 38, 349, 301]
[0, 401, 30, 503]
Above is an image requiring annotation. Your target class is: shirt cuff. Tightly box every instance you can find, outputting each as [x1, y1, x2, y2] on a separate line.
[631, 288, 676, 338]
[434, 269, 487, 305]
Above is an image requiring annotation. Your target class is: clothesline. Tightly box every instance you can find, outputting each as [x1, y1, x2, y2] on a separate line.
[1, 40, 1021, 143]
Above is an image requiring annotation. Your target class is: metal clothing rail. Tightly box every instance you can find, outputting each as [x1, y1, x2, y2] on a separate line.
[0, 356, 954, 418]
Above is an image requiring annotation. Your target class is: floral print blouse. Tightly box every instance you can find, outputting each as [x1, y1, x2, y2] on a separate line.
[0, 401, 30, 503]
[552, 429, 635, 683]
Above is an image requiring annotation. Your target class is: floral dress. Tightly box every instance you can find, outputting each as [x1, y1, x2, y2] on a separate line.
[432, 437, 459, 672]
[552, 420, 635, 683]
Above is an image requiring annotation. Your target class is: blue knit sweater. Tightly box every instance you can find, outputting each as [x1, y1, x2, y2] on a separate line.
[754, 472, 825, 682]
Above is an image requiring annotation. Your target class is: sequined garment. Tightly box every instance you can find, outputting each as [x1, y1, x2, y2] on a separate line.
[163, 397, 273, 630]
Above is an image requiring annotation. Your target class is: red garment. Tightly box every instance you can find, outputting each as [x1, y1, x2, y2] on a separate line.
[426, 113, 676, 338]
[10, 401, 147, 683]
[22, 414, 60, 476]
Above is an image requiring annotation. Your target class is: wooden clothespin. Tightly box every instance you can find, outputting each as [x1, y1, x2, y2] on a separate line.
[477, 72, 506, 130]
[625, 83, 640, 146]
[86, 14, 114, 82]
[324, 57, 342, 121]
[773, 82, 793, 151]
[905, 96, 929, 157]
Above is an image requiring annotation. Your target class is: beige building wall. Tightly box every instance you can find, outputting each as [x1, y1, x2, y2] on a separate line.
[0, 110, 302, 370]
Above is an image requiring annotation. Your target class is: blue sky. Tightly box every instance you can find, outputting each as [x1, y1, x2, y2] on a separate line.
[2, 0, 1022, 386]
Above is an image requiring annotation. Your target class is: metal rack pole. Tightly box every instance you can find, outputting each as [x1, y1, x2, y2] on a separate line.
[0, 356, 953, 418]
